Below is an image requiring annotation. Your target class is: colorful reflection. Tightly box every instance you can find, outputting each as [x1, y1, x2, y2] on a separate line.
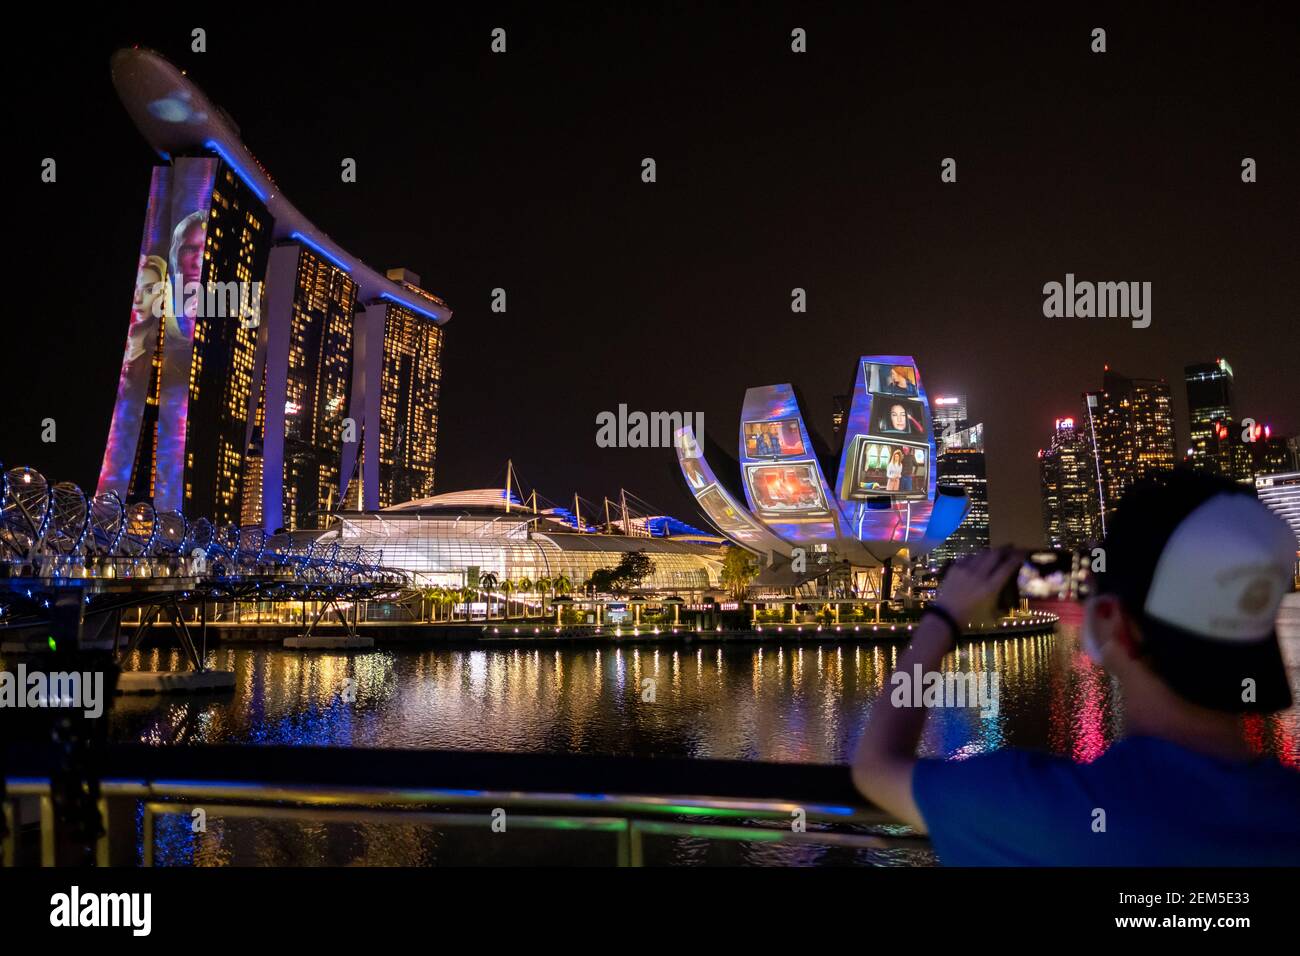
[110, 616, 1299, 766]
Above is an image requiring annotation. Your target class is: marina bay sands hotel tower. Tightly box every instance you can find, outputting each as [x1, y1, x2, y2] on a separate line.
[97, 48, 451, 531]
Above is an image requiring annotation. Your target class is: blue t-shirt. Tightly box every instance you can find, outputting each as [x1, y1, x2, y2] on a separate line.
[912, 736, 1300, 866]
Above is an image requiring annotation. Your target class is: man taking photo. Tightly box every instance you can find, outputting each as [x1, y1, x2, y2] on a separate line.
[852, 471, 1300, 865]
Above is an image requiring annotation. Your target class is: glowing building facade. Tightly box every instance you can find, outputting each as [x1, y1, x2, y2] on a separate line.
[331, 490, 723, 594]
[244, 244, 359, 531]
[674, 356, 969, 576]
[100, 48, 452, 532]
[1185, 358, 1235, 473]
[1083, 369, 1176, 526]
[1039, 417, 1101, 550]
[376, 277, 445, 508]
[933, 422, 989, 567]
[1255, 472, 1300, 582]
[98, 157, 272, 526]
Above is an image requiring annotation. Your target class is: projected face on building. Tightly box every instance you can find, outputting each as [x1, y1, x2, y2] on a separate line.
[125, 255, 167, 362]
[866, 362, 918, 397]
[170, 210, 209, 321]
[871, 398, 927, 438]
[681, 456, 709, 491]
[98, 158, 219, 512]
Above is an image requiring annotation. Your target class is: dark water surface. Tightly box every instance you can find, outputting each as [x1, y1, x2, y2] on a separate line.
[94, 602, 1300, 864]
[111, 604, 1300, 764]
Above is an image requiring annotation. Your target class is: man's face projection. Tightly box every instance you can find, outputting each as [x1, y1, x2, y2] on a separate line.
[178, 221, 206, 285]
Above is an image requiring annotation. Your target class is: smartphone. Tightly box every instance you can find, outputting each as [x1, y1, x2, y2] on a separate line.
[1017, 549, 1077, 601]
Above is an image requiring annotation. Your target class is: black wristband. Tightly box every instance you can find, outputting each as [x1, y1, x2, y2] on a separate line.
[922, 604, 961, 642]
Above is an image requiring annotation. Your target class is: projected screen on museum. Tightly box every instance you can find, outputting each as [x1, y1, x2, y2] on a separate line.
[674, 426, 783, 547]
[833, 356, 939, 535]
[696, 486, 763, 535]
[841, 436, 929, 501]
[865, 362, 919, 398]
[742, 419, 806, 458]
[867, 398, 927, 440]
[743, 461, 832, 516]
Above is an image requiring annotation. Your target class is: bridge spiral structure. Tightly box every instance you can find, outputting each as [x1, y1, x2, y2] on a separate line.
[0, 464, 402, 588]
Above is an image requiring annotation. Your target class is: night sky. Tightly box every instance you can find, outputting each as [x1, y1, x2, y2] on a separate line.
[8, 4, 1298, 547]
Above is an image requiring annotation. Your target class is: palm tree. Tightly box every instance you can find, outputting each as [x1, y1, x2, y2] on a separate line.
[502, 578, 515, 620]
[552, 573, 574, 626]
[479, 571, 500, 620]
[535, 576, 552, 617]
[445, 587, 460, 622]
[420, 586, 438, 622]
[517, 577, 533, 618]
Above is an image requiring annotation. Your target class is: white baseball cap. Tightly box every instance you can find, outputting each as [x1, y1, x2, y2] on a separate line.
[1099, 475, 1296, 712]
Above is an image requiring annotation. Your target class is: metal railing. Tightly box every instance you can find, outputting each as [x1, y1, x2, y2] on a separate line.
[3, 744, 930, 866]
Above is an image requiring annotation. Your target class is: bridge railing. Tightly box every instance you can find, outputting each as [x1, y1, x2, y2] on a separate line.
[2, 744, 930, 867]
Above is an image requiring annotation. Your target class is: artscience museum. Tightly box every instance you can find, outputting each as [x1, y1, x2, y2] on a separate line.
[675, 355, 970, 594]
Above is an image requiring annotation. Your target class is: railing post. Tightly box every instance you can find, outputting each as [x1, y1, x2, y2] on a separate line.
[143, 805, 155, 867]
[39, 792, 55, 867]
[96, 797, 110, 867]
[2, 800, 14, 867]
[627, 821, 644, 867]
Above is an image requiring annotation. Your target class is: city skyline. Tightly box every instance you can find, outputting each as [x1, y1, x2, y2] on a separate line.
[8, 9, 1298, 548]
[3, 3, 1299, 890]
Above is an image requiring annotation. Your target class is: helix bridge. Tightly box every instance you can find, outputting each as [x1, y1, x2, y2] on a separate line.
[0, 464, 413, 666]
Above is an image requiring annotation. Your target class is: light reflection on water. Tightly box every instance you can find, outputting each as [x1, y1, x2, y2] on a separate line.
[110, 604, 1300, 865]
[111, 606, 1300, 765]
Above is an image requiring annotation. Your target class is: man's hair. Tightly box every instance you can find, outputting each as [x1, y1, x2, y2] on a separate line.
[169, 210, 208, 277]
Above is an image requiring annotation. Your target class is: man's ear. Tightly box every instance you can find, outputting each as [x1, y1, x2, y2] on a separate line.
[1084, 594, 1119, 661]
[1085, 594, 1140, 662]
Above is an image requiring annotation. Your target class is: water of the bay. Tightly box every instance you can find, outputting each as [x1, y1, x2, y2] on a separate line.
[101, 602, 1298, 865]
[111, 603, 1299, 762]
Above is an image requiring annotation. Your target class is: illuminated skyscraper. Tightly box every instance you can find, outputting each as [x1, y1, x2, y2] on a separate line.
[103, 49, 453, 530]
[100, 157, 272, 526]
[931, 394, 967, 432]
[1039, 417, 1101, 550]
[1185, 358, 1235, 473]
[1082, 368, 1176, 526]
[341, 269, 448, 511]
[244, 243, 359, 531]
[1255, 471, 1300, 582]
[1206, 418, 1298, 485]
[932, 421, 989, 567]
[185, 165, 271, 524]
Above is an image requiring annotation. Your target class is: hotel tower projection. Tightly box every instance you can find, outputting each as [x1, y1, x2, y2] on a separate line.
[97, 48, 451, 530]
[676, 356, 968, 572]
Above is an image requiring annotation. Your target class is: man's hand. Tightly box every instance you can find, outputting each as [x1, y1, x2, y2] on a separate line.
[933, 547, 1025, 627]
[850, 547, 1023, 831]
